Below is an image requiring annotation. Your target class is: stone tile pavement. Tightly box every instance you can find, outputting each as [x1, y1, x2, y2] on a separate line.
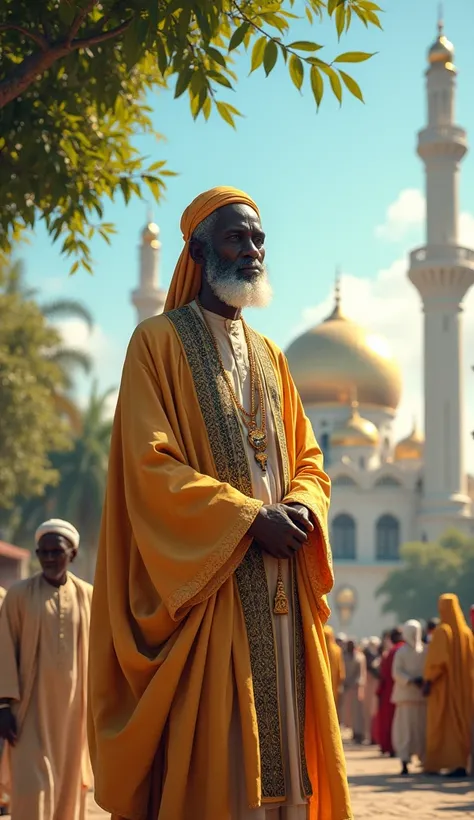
[86, 742, 474, 818]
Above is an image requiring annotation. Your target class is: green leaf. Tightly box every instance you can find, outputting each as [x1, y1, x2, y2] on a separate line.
[174, 68, 193, 98]
[58, 3, 76, 26]
[288, 41, 322, 52]
[353, 6, 369, 27]
[203, 97, 212, 120]
[250, 37, 267, 73]
[263, 40, 278, 76]
[147, 160, 166, 172]
[288, 54, 304, 90]
[327, 0, 345, 13]
[216, 101, 236, 128]
[310, 65, 324, 108]
[156, 35, 168, 75]
[208, 71, 233, 89]
[228, 23, 250, 52]
[206, 46, 227, 68]
[70, 260, 79, 275]
[339, 69, 364, 102]
[329, 69, 342, 104]
[335, 4, 345, 39]
[305, 7, 313, 24]
[119, 178, 131, 205]
[334, 51, 375, 63]
[365, 8, 383, 29]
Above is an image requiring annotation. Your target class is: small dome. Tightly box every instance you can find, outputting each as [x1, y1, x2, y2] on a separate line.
[142, 221, 160, 246]
[428, 21, 455, 68]
[285, 284, 402, 410]
[331, 403, 379, 449]
[394, 421, 424, 462]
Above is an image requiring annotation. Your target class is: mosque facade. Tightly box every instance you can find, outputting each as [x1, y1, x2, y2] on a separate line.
[130, 22, 474, 638]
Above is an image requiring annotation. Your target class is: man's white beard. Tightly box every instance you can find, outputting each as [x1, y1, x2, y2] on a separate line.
[205, 251, 273, 309]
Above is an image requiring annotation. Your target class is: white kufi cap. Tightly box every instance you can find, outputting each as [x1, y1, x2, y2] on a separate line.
[35, 519, 80, 550]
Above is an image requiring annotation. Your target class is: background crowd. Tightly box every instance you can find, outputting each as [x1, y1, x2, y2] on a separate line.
[324, 593, 474, 778]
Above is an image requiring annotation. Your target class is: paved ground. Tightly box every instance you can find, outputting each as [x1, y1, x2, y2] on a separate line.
[86, 742, 474, 818]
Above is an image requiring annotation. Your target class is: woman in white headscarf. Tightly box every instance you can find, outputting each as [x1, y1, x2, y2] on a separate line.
[391, 620, 427, 775]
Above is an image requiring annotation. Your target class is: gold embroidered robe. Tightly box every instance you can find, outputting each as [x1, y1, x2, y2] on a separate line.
[88, 305, 352, 820]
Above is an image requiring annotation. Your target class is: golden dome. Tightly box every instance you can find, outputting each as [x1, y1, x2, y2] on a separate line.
[285, 283, 402, 410]
[428, 20, 455, 68]
[331, 402, 379, 448]
[394, 420, 424, 462]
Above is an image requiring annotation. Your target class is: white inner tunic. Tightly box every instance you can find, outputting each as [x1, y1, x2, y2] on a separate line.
[192, 303, 308, 820]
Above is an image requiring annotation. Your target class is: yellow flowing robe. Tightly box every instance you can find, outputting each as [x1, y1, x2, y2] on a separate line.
[88, 306, 352, 820]
[0, 573, 93, 819]
[424, 594, 474, 772]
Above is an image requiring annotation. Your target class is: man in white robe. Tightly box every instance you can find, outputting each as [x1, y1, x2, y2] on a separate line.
[0, 519, 93, 820]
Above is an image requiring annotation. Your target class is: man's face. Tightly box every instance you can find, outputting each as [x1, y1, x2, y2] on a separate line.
[202, 204, 272, 309]
[346, 640, 355, 655]
[36, 533, 75, 583]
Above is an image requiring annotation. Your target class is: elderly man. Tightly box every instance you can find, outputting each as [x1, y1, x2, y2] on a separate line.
[0, 519, 93, 820]
[88, 187, 351, 820]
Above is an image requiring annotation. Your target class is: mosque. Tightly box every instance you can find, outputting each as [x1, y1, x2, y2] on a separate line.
[129, 21, 474, 637]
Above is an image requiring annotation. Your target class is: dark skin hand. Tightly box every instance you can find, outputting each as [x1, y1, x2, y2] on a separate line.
[249, 503, 314, 559]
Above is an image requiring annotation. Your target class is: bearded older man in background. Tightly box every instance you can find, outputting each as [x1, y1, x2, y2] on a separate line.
[88, 187, 352, 820]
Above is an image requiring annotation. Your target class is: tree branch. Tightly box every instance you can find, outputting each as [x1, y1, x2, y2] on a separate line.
[0, 15, 134, 110]
[67, 0, 99, 45]
[70, 17, 133, 50]
[0, 24, 48, 51]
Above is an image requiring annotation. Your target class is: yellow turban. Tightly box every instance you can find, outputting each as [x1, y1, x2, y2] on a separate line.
[164, 186, 259, 312]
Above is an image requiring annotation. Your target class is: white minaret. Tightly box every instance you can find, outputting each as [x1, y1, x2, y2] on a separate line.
[131, 215, 167, 324]
[408, 15, 474, 540]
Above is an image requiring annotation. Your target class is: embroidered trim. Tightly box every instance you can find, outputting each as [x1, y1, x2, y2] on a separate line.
[291, 564, 312, 798]
[249, 330, 291, 496]
[167, 305, 285, 799]
[167, 498, 261, 619]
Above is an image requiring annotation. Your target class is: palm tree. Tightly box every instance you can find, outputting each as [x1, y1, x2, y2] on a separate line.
[1, 258, 94, 428]
[12, 383, 115, 579]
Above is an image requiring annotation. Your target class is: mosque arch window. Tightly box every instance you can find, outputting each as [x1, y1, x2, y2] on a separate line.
[332, 474, 356, 487]
[332, 514, 357, 560]
[376, 514, 400, 560]
[374, 476, 402, 487]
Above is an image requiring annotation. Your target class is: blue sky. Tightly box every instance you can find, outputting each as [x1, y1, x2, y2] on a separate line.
[18, 0, 474, 467]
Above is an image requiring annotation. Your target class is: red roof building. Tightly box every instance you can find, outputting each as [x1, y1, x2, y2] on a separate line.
[0, 540, 30, 590]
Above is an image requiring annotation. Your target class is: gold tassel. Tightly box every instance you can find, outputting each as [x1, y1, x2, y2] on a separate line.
[273, 559, 289, 615]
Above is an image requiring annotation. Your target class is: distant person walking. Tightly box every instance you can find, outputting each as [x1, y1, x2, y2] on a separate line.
[424, 594, 474, 777]
[391, 620, 427, 775]
[363, 637, 381, 745]
[0, 519, 93, 820]
[342, 640, 366, 744]
[377, 627, 404, 756]
[324, 625, 346, 712]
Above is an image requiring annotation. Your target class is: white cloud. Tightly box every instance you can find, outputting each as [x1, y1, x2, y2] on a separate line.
[375, 189, 425, 241]
[291, 256, 474, 473]
[55, 318, 124, 417]
[376, 188, 474, 249]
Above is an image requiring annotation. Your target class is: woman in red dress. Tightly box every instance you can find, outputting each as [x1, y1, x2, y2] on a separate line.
[377, 627, 404, 756]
